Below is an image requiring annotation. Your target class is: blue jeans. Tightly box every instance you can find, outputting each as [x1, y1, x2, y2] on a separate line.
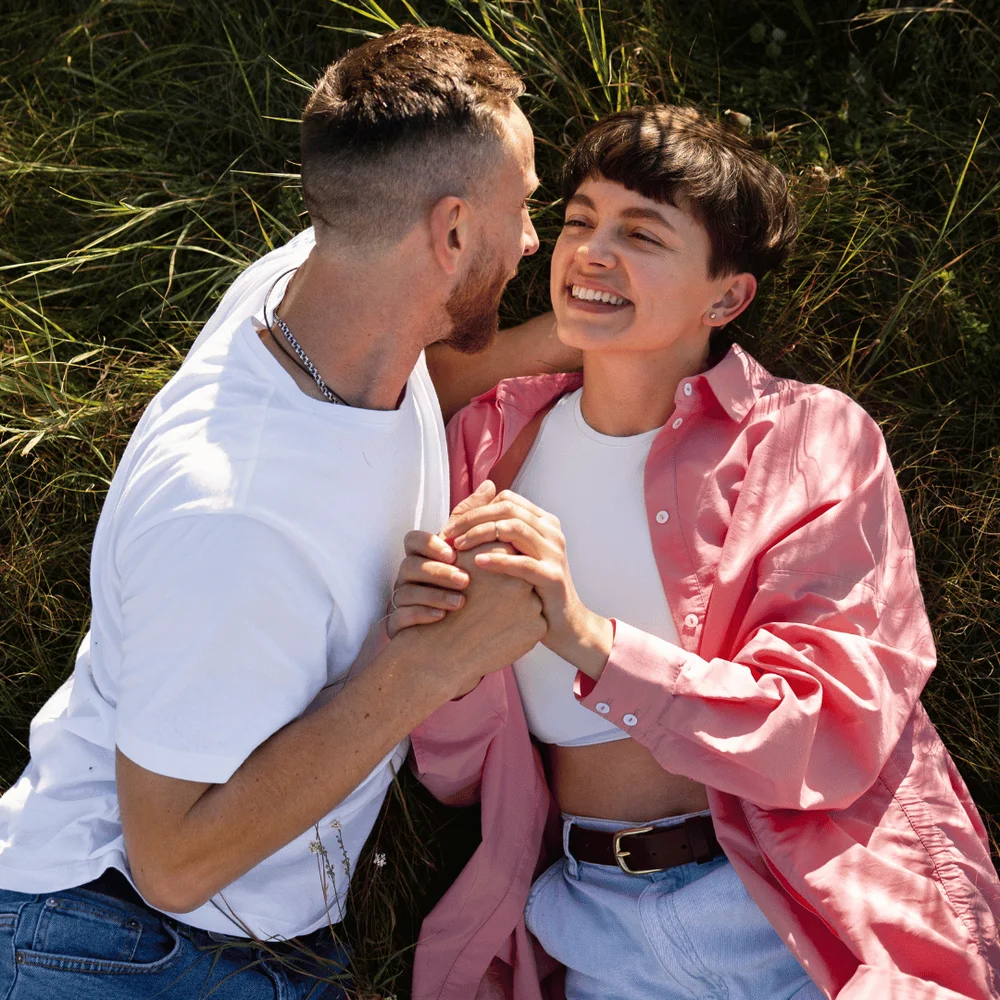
[525, 812, 824, 1000]
[0, 884, 350, 1000]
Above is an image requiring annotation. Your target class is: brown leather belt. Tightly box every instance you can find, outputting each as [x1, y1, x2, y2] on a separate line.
[568, 815, 723, 874]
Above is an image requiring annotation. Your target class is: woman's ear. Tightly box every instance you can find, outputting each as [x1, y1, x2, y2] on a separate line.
[705, 272, 757, 326]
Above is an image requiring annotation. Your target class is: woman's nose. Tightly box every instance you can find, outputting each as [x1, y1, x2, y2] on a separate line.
[576, 237, 615, 268]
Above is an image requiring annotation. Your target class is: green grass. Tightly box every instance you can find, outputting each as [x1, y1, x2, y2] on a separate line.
[2, 1, 998, 996]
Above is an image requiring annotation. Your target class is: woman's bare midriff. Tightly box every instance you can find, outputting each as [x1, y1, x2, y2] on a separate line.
[547, 739, 709, 822]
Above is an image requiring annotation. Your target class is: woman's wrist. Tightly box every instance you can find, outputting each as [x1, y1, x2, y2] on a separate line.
[549, 606, 613, 680]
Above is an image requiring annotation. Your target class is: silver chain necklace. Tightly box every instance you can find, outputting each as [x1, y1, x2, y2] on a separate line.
[271, 311, 349, 406]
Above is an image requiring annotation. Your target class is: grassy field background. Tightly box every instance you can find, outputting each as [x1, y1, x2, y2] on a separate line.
[2, 1, 998, 995]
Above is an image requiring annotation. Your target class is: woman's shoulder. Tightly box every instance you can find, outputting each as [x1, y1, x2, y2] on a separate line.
[733, 347, 885, 451]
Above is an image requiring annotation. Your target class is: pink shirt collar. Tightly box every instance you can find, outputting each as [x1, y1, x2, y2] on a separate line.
[476, 344, 768, 432]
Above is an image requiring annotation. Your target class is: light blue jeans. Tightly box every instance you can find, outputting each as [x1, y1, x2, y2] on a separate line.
[0, 883, 350, 1000]
[525, 811, 824, 1000]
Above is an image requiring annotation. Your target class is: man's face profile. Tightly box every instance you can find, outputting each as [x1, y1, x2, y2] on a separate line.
[444, 103, 539, 354]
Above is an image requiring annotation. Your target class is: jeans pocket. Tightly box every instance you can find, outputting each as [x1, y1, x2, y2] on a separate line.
[638, 872, 725, 994]
[18, 891, 182, 974]
[523, 859, 564, 942]
[33, 895, 141, 963]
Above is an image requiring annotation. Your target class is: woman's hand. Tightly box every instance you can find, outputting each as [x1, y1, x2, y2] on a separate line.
[444, 490, 613, 680]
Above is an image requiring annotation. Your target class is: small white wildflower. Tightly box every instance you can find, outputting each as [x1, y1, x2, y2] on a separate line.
[329, 818, 342, 830]
[771, 27, 787, 42]
[308, 840, 324, 855]
[373, 852, 387, 869]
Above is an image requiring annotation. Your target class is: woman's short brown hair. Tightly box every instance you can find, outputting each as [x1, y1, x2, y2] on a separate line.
[301, 26, 524, 247]
[562, 105, 797, 279]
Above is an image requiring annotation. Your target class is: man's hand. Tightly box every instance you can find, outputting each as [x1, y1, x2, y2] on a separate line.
[392, 536, 547, 701]
[384, 478, 548, 698]
[385, 480, 496, 638]
[444, 489, 613, 680]
[387, 530, 470, 637]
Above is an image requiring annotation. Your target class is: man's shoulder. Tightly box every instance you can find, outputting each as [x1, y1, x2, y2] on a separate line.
[113, 376, 274, 526]
[186, 228, 316, 356]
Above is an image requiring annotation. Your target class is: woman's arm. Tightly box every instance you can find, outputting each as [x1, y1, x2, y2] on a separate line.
[443, 408, 935, 812]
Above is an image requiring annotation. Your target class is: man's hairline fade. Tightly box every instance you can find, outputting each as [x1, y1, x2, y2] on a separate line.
[300, 26, 525, 252]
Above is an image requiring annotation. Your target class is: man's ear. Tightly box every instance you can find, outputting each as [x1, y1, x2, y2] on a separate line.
[428, 195, 471, 276]
[705, 272, 757, 327]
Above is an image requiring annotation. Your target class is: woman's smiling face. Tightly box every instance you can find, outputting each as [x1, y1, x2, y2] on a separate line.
[550, 175, 750, 356]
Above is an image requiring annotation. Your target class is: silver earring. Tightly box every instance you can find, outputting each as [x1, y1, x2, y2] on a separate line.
[710, 312, 717, 319]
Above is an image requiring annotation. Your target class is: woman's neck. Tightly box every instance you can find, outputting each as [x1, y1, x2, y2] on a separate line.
[579, 337, 712, 437]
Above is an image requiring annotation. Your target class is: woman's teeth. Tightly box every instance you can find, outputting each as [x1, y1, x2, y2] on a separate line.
[571, 284, 628, 306]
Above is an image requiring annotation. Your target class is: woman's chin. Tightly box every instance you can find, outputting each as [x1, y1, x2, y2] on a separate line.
[554, 323, 632, 354]
[556, 312, 622, 351]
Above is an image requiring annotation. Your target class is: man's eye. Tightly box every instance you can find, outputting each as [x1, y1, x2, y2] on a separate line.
[563, 218, 590, 228]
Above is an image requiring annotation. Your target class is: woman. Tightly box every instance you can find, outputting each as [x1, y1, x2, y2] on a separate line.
[389, 105, 1000, 1000]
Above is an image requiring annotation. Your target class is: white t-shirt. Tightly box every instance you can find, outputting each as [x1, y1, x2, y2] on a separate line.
[0, 228, 449, 939]
[511, 389, 678, 746]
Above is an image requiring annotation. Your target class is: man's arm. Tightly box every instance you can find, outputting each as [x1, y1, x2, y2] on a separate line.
[118, 633, 435, 914]
[114, 517, 544, 915]
[427, 312, 581, 422]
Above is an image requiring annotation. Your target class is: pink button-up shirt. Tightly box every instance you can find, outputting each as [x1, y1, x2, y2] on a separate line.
[410, 345, 1000, 1000]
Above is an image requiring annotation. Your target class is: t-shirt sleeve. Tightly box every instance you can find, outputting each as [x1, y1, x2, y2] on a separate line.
[114, 513, 334, 783]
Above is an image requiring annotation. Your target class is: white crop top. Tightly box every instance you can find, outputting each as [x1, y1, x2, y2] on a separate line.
[510, 389, 680, 747]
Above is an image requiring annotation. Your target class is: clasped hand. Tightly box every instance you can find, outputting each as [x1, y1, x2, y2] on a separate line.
[388, 481, 613, 681]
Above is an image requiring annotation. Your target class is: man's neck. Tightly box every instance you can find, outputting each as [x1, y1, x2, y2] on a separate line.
[264, 243, 437, 411]
[579, 334, 711, 436]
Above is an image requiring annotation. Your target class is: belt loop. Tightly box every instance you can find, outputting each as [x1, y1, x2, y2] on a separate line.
[562, 818, 580, 879]
[685, 816, 715, 864]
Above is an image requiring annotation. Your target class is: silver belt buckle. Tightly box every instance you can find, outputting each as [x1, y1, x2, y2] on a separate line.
[612, 824, 659, 875]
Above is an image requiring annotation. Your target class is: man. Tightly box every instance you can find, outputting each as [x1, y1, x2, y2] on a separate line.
[0, 25, 568, 1000]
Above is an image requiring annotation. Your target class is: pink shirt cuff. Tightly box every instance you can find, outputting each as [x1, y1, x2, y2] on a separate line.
[574, 619, 688, 743]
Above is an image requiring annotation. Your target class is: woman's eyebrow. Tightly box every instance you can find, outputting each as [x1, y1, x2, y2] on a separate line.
[565, 192, 596, 210]
[565, 193, 677, 232]
[619, 206, 677, 231]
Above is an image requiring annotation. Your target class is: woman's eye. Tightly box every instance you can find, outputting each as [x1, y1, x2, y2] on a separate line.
[631, 232, 660, 245]
[563, 218, 590, 228]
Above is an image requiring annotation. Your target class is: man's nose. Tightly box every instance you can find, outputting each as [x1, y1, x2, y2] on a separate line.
[522, 216, 540, 257]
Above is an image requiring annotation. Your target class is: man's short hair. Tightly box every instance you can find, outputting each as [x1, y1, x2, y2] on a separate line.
[562, 105, 797, 279]
[301, 26, 525, 247]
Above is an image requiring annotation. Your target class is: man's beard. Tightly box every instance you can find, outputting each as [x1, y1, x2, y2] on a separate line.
[443, 249, 513, 355]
